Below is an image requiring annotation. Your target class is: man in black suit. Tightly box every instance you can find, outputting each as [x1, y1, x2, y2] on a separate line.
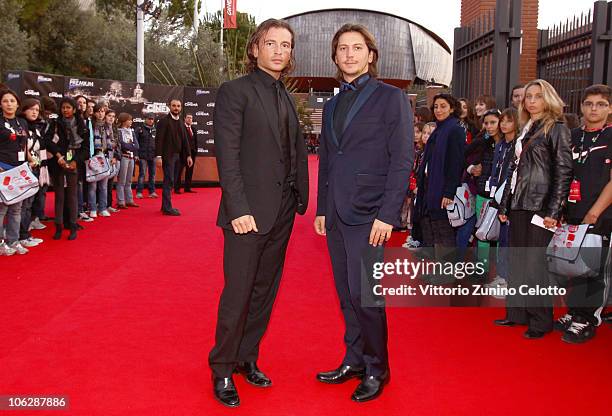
[314, 24, 413, 402]
[173, 113, 198, 193]
[209, 19, 309, 407]
[155, 99, 193, 216]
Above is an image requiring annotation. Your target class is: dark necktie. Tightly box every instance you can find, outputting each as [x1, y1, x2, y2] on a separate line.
[275, 81, 291, 179]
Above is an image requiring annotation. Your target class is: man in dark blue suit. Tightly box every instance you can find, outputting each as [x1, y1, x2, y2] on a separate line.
[314, 24, 414, 402]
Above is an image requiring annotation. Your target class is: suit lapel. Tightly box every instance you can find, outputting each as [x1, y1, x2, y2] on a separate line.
[326, 96, 340, 148]
[252, 77, 282, 153]
[341, 78, 380, 139]
[286, 91, 299, 139]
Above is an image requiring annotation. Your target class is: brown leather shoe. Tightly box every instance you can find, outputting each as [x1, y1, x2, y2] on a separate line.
[126, 202, 140, 208]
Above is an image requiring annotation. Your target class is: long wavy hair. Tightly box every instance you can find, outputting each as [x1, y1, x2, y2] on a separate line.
[520, 79, 565, 136]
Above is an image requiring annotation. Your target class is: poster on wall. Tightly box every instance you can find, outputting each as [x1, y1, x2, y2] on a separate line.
[183, 87, 217, 156]
[64, 76, 184, 123]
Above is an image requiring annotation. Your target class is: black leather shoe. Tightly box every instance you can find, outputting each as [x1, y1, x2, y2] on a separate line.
[351, 372, 390, 402]
[523, 329, 550, 339]
[185, 189, 196, 193]
[316, 365, 365, 384]
[494, 319, 516, 326]
[235, 362, 272, 387]
[212, 376, 240, 407]
[162, 208, 181, 216]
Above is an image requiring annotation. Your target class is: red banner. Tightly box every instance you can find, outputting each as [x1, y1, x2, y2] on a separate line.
[223, 0, 237, 29]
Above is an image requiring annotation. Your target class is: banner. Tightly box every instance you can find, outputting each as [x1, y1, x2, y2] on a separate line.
[183, 87, 217, 156]
[4, 71, 65, 117]
[64, 76, 183, 123]
[223, 0, 237, 29]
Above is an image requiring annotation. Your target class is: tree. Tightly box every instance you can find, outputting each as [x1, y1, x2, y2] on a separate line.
[0, 0, 31, 77]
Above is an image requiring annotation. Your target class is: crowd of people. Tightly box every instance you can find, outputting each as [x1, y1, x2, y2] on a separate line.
[401, 81, 611, 344]
[0, 89, 198, 254]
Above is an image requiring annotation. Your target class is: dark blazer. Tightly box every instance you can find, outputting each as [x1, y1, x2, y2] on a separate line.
[214, 71, 309, 234]
[155, 114, 190, 162]
[186, 125, 198, 154]
[316, 78, 414, 227]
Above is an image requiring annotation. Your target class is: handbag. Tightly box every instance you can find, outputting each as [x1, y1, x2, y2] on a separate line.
[446, 183, 476, 227]
[0, 162, 40, 205]
[86, 155, 111, 183]
[546, 224, 603, 278]
[475, 203, 501, 241]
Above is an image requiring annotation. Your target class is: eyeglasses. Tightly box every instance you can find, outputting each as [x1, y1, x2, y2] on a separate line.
[582, 101, 609, 109]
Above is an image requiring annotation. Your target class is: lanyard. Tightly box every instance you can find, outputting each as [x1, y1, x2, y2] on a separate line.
[577, 124, 610, 165]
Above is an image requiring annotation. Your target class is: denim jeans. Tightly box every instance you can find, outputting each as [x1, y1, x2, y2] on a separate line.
[137, 159, 156, 194]
[162, 154, 179, 211]
[88, 177, 109, 213]
[19, 194, 36, 240]
[117, 158, 135, 205]
[32, 185, 48, 219]
[0, 201, 23, 244]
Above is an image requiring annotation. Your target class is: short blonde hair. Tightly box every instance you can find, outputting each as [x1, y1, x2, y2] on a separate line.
[519, 79, 565, 136]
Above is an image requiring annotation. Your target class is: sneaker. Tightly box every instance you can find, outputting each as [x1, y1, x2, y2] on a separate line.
[100, 210, 111, 217]
[9, 242, 29, 255]
[0, 241, 16, 256]
[136, 192, 143, 199]
[89, 211, 97, 218]
[20, 238, 39, 247]
[554, 313, 574, 332]
[402, 235, 421, 249]
[30, 217, 47, 230]
[29, 237, 43, 244]
[108, 207, 119, 213]
[79, 212, 94, 222]
[562, 316, 596, 344]
[149, 192, 158, 198]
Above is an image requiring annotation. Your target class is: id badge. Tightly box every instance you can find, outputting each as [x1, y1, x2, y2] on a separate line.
[489, 185, 497, 198]
[485, 180, 491, 193]
[66, 150, 73, 161]
[568, 179, 581, 203]
[18, 151, 25, 162]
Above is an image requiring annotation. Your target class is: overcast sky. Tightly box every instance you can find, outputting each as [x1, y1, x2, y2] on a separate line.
[201, 0, 598, 48]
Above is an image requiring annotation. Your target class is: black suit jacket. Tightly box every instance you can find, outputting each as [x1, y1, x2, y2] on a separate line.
[155, 114, 190, 162]
[214, 72, 309, 234]
[186, 125, 198, 154]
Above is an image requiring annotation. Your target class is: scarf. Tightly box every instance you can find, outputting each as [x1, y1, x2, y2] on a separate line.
[64, 117, 83, 150]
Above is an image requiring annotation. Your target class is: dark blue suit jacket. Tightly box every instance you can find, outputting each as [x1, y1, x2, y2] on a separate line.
[316, 78, 414, 228]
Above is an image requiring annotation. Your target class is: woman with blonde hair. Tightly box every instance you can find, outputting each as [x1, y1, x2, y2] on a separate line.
[495, 79, 573, 339]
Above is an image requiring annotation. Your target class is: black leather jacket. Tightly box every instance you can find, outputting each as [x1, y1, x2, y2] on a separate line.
[499, 120, 572, 220]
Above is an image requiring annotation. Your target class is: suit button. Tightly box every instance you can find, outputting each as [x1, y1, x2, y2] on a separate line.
[277, 182, 281, 186]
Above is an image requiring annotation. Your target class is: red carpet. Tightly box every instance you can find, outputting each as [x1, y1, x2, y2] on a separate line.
[1, 155, 610, 415]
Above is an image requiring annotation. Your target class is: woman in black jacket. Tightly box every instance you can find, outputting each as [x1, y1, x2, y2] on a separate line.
[496, 79, 573, 338]
[46, 97, 90, 240]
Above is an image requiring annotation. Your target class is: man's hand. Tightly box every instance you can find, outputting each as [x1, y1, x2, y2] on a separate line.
[231, 215, 258, 234]
[187, 156, 193, 168]
[441, 197, 454, 209]
[314, 216, 326, 236]
[369, 219, 393, 247]
[156, 157, 162, 167]
[498, 214, 508, 223]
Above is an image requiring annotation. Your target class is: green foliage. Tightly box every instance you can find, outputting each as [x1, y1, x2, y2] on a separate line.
[5, 0, 256, 87]
[201, 11, 257, 79]
[0, 0, 31, 77]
